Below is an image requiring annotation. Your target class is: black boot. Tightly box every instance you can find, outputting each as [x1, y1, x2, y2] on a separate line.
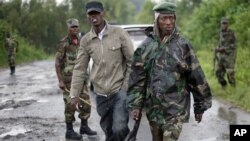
[66, 122, 82, 140]
[10, 66, 15, 75]
[80, 119, 97, 136]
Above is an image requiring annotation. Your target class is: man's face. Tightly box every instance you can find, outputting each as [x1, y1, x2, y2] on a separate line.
[158, 13, 175, 35]
[221, 22, 228, 31]
[68, 26, 79, 36]
[87, 11, 104, 27]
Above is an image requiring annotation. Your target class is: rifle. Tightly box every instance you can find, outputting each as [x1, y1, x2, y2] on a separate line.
[125, 107, 143, 141]
[213, 48, 219, 72]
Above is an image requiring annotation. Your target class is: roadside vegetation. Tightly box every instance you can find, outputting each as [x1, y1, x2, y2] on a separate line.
[0, 0, 249, 111]
[197, 47, 250, 112]
[0, 27, 48, 67]
[180, 0, 250, 112]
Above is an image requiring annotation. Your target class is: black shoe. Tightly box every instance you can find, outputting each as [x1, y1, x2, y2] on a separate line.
[80, 120, 97, 136]
[10, 66, 15, 75]
[220, 80, 227, 87]
[66, 130, 82, 140]
[66, 123, 82, 140]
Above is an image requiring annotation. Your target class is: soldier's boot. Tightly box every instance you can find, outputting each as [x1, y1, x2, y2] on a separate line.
[220, 80, 227, 87]
[66, 123, 82, 140]
[10, 66, 15, 75]
[79, 119, 97, 136]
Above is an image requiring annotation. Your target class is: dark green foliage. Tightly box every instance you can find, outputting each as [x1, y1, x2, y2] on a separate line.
[0, 0, 136, 54]
[180, 0, 250, 49]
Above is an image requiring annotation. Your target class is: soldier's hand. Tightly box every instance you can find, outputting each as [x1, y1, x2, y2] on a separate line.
[131, 109, 140, 121]
[70, 97, 80, 111]
[216, 48, 225, 53]
[58, 81, 66, 90]
[195, 113, 203, 123]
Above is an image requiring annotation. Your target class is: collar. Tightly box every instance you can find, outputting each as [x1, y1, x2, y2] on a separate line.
[98, 24, 106, 40]
[89, 20, 110, 39]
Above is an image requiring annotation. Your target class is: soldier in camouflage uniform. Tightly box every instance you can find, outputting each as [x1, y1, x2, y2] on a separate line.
[55, 18, 97, 140]
[215, 17, 236, 87]
[127, 2, 212, 141]
[5, 32, 18, 75]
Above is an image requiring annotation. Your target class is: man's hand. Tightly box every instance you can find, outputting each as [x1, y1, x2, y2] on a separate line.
[195, 113, 203, 123]
[131, 109, 140, 121]
[216, 48, 225, 53]
[70, 97, 80, 111]
[58, 81, 66, 90]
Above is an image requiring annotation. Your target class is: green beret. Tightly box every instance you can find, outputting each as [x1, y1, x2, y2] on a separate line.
[153, 2, 176, 14]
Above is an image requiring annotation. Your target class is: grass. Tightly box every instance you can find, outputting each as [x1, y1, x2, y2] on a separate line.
[197, 46, 250, 112]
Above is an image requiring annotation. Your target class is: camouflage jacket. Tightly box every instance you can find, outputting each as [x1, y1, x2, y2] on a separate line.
[55, 35, 80, 83]
[127, 28, 212, 126]
[5, 37, 18, 55]
[218, 29, 236, 58]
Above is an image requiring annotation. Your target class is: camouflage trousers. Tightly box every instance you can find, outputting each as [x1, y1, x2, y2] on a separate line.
[63, 85, 91, 123]
[8, 53, 16, 67]
[149, 120, 183, 141]
[216, 58, 236, 86]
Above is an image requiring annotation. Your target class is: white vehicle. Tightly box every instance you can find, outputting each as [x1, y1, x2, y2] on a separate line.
[117, 24, 153, 50]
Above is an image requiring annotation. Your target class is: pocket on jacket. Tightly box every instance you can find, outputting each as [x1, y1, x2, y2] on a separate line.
[108, 43, 122, 61]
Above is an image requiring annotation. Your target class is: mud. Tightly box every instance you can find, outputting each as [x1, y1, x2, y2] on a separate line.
[1, 60, 250, 141]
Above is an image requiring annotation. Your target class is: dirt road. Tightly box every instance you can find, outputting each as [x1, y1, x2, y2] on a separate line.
[1, 60, 250, 141]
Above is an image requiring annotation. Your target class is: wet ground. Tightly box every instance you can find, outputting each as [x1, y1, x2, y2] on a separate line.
[0, 60, 250, 141]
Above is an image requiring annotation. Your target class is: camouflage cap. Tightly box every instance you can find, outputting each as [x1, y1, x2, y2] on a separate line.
[66, 18, 79, 28]
[153, 2, 176, 14]
[221, 17, 229, 23]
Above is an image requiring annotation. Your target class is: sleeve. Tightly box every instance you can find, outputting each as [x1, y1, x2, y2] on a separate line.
[119, 28, 134, 91]
[14, 39, 19, 52]
[70, 38, 90, 97]
[55, 41, 65, 66]
[185, 43, 212, 114]
[127, 46, 147, 111]
[4, 38, 9, 50]
[225, 30, 236, 54]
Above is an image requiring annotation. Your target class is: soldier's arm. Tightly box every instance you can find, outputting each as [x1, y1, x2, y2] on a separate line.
[226, 31, 236, 52]
[127, 46, 147, 111]
[4, 38, 9, 50]
[185, 43, 212, 115]
[55, 41, 66, 89]
[219, 31, 236, 53]
[70, 39, 90, 97]
[120, 28, 134, 91]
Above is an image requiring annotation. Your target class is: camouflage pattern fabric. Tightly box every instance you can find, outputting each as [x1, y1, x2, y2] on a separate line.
[127, 28, 212, 140]
[5, 37, 18, 67]
[63, 84, 91, 123]
[55, 35, 91, 122]
[150, 121, 183, 141]
[216, 29, 236, 86]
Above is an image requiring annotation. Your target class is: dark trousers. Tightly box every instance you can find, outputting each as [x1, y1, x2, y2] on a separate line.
[95, 90, 129, 141]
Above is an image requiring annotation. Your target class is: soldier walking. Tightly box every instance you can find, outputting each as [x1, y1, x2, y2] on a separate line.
[55, 18, 97, 140]
[5, 32, 18, 75]
[215, 17, 237, 87]
[127, 2, 212, 141]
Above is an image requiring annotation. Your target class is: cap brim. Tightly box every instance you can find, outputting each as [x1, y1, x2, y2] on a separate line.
[87, 8, 102, 14]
